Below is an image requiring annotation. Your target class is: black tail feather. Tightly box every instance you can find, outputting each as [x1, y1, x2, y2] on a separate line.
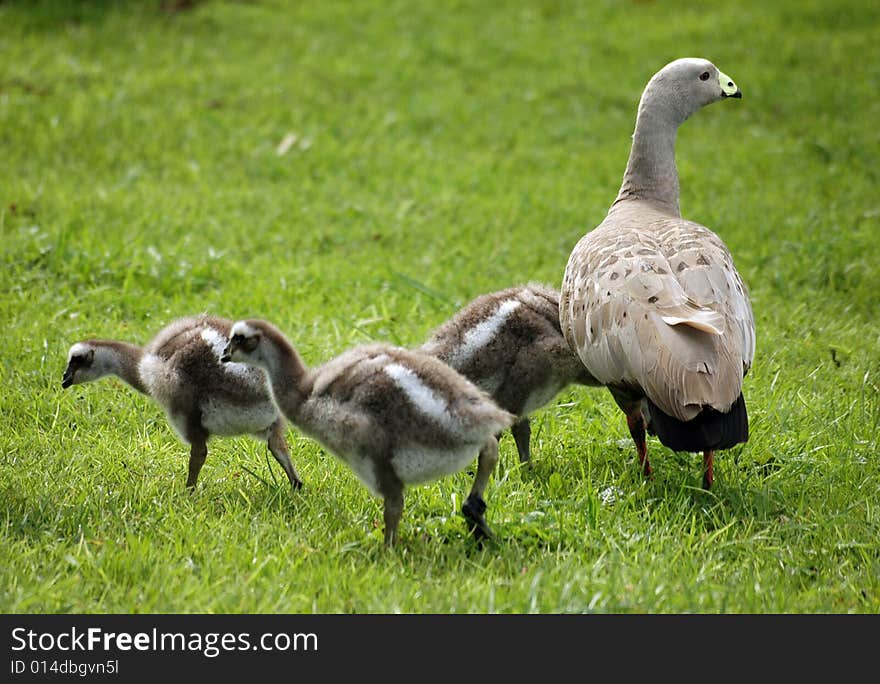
[645, 394, 748, 452]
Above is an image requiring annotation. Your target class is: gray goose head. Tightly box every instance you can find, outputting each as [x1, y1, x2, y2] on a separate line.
[637, 57, 742, 127]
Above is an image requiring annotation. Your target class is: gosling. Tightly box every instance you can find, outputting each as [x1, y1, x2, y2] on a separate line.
[221, 319, 514, 547]
[420, 284, 599, 463]
[62, 315, 303, 491]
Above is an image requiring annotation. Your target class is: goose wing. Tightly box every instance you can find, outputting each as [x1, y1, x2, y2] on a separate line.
[561, 205, 754, 421]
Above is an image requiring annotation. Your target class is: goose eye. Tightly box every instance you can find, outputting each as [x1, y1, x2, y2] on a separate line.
[699, 71, 710, 81]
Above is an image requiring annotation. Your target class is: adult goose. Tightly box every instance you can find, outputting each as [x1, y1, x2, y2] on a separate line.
[560, 58, 755, 488]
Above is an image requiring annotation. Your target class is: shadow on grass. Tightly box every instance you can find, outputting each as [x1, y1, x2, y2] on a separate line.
[196, 478, 304, 518]
[402, 508, 571, 556]
[697, 479, 787, 523]
[2, 0, 210, 31]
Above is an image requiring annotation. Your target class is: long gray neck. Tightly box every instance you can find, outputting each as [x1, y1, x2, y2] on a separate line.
[102, 341, 148, 394]
[613, 93, 682, 216]
[261, 345, 311, 422]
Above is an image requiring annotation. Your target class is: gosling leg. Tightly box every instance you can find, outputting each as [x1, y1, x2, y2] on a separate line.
[510, 418, 532, 464]
[462, 438, 499, 540]
[382, 486, 404, 548]
[186, 439, 208, 489]
[267, 420, 303, 491]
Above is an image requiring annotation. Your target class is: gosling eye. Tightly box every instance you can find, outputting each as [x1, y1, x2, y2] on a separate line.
[231, 332, 259, 351]
[699, 71, 710, 81]
[73, 350, 94, 367]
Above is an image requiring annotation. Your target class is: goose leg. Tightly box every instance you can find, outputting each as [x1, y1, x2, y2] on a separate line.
[609, 389, 652, 479]
[625, 410, 652, 478]
[267, 420, 303, 491]
[510, 418, 532, 464]
[462, 438, 499, 540]
[702, 450, 714, 490]
[186, 439, 208, 489]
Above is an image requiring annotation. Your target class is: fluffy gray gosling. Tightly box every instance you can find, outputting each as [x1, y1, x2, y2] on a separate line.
[421, 283, 599, 463]
[62, 315, 303, 491]
[221, 318, 514, 547]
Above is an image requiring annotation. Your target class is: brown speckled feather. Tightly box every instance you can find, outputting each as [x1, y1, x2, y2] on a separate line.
[561, 200, 754, 421]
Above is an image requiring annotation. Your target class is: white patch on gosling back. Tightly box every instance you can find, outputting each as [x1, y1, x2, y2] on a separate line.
[200, 327, 227, 359]
[384, 363, 460, 435]
[451, 299, 521, 366]
[200, 326, 254, 380]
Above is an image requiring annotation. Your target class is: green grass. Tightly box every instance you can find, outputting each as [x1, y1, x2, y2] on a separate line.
[1, 0, 879, 613]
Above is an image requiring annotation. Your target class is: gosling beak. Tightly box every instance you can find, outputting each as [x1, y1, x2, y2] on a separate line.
[718, 69, 742, 99]
[61, 367, 74, 388]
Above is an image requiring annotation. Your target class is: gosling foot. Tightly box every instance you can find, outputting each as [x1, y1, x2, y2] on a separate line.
[461, 494, 493, 541]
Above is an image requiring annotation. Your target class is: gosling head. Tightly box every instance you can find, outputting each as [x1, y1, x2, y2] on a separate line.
[62, 342, 98, 388]
[221, 321, 265, 367]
